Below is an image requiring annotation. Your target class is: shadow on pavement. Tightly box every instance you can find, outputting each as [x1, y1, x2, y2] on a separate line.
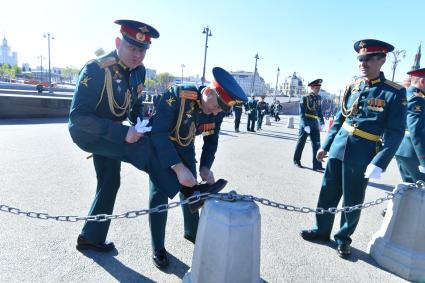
[247, 131, 298, 141]
[158, 252, 190, 278]
[367, 182, 395, 193]
[80, 250, 156, 283]
[0, 117, 68, 125]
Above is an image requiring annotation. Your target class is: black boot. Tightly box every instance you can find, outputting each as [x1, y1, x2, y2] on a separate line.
[180, 179, 228, 213]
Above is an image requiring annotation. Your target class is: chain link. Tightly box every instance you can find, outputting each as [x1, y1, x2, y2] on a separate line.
[0, 182, 419, 222]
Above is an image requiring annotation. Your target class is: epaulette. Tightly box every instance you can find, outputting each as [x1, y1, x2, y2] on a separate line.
[413, 92, 425, 99]
[96, 56, 117, 69]
[178, 85, 198, 101]
[384, 79, 403, 90]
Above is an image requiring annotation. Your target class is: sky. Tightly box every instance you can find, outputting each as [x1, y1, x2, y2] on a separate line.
[1, 0, 423, 94]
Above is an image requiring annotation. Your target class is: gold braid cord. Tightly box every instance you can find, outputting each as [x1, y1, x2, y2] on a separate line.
[96, 68, 130, 117]
[305, 94, 315, 112]
[341, 85, 359, 118]
[172, 98, 196, 147]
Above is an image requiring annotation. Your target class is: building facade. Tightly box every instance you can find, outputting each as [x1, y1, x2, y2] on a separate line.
[230, 70, 266, 97]
[1, 36, 17, 66]
[281, 72, 305, 98]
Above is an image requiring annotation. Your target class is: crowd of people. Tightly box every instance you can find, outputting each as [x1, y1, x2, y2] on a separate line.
[68, 18, 423, 268]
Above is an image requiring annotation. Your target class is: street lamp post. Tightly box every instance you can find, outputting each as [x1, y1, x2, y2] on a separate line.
[201, 26, 212, 86]
[389, 49, 406, 82]
[43, 33, 54, 92]
[251, 53, 259, 95]
[181, 64, 185, 84]
[274, 67, 280, 101]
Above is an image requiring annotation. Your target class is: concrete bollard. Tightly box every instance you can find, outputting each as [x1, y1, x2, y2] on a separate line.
[286, 116, 294, 129]
[183, 198, 262, 283]
[265, 115, 271, 126]
[367, 183, 425, 282]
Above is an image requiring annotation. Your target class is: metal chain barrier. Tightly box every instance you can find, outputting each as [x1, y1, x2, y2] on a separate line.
[1, 182, 422, 222]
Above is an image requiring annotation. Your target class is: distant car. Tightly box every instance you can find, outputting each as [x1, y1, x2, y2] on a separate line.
[36, 84, 45, 93]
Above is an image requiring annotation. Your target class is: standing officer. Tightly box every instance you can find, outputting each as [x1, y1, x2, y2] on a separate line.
[395, 68, 425, 183]
[293, 79, 325, 170]
[148, 67, 247, 268]
[245, 95, 258, 132]
[233, 101, 243, 132]
[69, 19, 160, 252]
[256, 95, 267, 130]
[300, 39, 407, 259]
[273, 100, 282, 121]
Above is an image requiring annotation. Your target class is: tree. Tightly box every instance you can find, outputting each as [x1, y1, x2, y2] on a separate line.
[145, 78, 156, 90]
[61, 66, 80, 83]
[156, 72, 173, 92]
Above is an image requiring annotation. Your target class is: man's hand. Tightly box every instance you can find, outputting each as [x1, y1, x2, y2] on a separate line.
[316, 148, 328, 162]
[419, 165, 425, 174]
[125, 126, 143, 143]
[304, 126, 311, 134]
[200, 166, 215, 184]
[171, 163, 197, 187]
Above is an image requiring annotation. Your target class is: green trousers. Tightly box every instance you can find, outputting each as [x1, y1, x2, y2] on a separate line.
[314, 158, 368, 245]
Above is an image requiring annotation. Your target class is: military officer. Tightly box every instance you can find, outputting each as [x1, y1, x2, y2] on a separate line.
[300, 39, 407, 259]
[256, 95, 268, 130]
[293, 79, 325, 170]
[395, 68, 425, 183]
[273, 100, 282, 121]
[148, 67, 247, 268]
[245, 95, 258, 131]
[232, 102, 243, 132]
[69, 20, 212, 253]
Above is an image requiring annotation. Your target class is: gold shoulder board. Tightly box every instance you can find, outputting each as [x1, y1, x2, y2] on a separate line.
[384, 80, 403, 90]
[179, 90, 198, 100]
[413, 92, 425, 98]
[96, 57, 117, 69]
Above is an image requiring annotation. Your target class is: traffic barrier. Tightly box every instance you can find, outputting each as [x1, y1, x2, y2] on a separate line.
[183, 198, 262, 283]
[265, 115, 271, 126]
[367, 183, 425, 282]
[286, 116, 294, 129]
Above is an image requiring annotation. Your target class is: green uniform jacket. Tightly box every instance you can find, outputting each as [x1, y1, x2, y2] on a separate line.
[150, 84, 224, 170]
[322, 72, 407, 169]
[395, 86, 425, 167]
[299, 93, 325, 128]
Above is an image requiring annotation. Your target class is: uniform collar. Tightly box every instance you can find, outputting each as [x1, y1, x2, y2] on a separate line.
[364, 72, 385, 86]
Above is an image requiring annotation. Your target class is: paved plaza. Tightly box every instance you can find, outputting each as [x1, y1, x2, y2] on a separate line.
[0, 115, 407, 282]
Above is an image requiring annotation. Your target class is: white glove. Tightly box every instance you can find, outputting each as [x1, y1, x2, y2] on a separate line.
[364, 163, 383, 179]
[419, 165, 425, 174]
[304, 126, 311, 134]
[135, 117, 152, 133]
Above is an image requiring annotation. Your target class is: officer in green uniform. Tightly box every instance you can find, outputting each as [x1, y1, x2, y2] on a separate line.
[293, 79, 325, 170]
[300, 39, 407, 259]
[69, 19, 162, 252]
[232, 102, 243, 132]
[245, 95, 258, 132]
[395, 68, 425, 182]
[256, 95, 267, 130]
[147, 67, 247, 268]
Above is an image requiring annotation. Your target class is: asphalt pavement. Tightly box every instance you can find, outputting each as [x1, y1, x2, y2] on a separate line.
[0, 115, 407, 283]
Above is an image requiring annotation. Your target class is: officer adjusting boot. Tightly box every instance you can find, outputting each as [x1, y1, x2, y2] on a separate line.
[181, 179, 228, 213]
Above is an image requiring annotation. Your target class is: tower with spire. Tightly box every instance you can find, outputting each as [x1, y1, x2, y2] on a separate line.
[411, 43, 421, 71]
[1, 33, 18, 66]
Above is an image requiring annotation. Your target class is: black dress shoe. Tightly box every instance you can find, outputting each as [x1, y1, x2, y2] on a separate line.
[187, 179, 228, 213]
[336, 243, 351, 259]
[76, 235, 115, 252]
[300, 229, 330, 242]
[184, 234, 196, 244]
[294, 160, 303, 168]
[152, 248, 169, 269]
[313, 166, 324, 172]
